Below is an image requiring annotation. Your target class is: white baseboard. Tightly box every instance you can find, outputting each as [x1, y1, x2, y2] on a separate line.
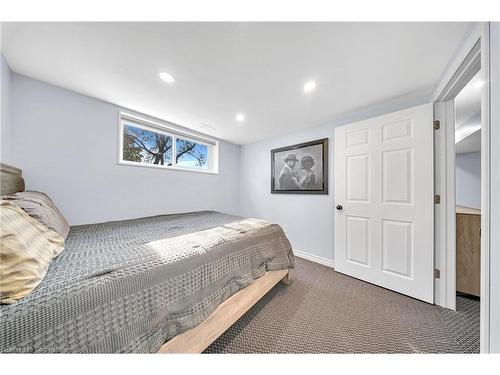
[293, 249, 335, 269]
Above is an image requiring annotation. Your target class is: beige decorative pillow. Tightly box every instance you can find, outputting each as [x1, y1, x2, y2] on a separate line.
[0, 200, 65, 304]
[2, 191, 70, 239]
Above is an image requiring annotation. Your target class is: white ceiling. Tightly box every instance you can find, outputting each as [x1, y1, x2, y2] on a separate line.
[1, 22, 472, 145]
[455, 71, 481, 154]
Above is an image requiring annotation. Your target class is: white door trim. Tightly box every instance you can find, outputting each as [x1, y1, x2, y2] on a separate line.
[479, 22, 491, 355]
[433, 100, 457, 311]
[432, 23, 482, 102]
[432, 22, 491, 353]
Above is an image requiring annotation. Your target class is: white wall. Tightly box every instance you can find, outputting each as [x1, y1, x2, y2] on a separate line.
[0, 54, 12, 163]
[455, 152, 481, 209]
[240, 93, 431, 262]
[489, 21, 500, 354]
[10, 73, 241, 225]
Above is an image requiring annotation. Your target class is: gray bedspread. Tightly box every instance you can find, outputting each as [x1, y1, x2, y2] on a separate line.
[0, 211, 294, 353]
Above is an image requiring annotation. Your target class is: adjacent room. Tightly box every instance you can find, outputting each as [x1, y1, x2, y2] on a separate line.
[0, 21, 497, 355]
[455, 71, 482, 304]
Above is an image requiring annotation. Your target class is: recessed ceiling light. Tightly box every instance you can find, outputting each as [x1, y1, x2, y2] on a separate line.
[235, 113, 245, 122]
[473, 80, 484, 89]
[159, 71, 175, 83]
[304, 80, 316, 93]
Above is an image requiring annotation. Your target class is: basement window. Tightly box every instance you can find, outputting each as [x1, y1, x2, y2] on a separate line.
[119, 113, 218, 174]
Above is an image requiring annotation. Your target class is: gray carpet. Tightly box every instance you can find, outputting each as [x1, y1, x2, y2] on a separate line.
[204, 257, 480, 354]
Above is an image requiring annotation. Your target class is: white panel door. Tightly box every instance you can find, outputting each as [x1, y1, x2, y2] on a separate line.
[334, 104, 434, 303]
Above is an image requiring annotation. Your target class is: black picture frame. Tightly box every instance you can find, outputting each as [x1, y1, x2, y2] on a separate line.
[271, 138, 329, 194]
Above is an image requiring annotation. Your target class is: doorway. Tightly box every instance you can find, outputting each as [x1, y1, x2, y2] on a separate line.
[454, 71, 482, 305]
[433, 23, 491, 352]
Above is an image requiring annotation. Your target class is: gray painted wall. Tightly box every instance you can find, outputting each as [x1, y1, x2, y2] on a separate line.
[489, 21, 500, 354]
[9, 73, 241, 225]
[240, 93, 431, 262]
[1, 54, 12, 163]
[455, 152, 481, 209]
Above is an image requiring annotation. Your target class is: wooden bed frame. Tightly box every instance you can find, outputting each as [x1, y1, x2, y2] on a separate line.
[0, 162, 291, 354]
[160, 269, 289, 353]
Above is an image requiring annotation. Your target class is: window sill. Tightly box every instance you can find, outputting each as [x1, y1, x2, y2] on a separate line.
[117, 160, 219, 175]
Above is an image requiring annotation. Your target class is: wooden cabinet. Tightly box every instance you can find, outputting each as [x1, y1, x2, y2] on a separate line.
[456, 205, 481, 297]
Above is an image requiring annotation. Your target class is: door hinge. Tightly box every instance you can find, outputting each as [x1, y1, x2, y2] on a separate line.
[434, 194, 441, 204]
[434, 269, 441, 279]
[433, 120, 440, 130]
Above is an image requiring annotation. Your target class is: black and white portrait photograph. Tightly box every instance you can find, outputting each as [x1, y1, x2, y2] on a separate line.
[271, 138, 328, 194]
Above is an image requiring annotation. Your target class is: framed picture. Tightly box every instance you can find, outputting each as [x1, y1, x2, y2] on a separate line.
[271, 138, 328, 194]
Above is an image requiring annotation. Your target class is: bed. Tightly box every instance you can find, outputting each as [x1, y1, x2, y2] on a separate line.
[0, 163, 294, 353]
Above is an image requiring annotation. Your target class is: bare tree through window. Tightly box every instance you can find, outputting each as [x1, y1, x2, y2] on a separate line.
[122, 124, 208, 169]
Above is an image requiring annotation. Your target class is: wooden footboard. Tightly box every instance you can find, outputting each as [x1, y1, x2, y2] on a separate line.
[159, 269, 290, 353]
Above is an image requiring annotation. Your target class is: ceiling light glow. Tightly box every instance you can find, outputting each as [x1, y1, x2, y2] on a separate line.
[304, 80, 316, 93]
[236, 113, 245, 122]
[159, 71, 175, 83]
[455, 123, 481, 144]
[473, 80, 484, 89]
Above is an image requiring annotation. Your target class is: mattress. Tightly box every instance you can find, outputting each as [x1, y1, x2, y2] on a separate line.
[0, 211, 294, 353]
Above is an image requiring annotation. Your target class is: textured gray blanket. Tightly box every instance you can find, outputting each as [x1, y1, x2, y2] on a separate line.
[0, 211, 294, 353]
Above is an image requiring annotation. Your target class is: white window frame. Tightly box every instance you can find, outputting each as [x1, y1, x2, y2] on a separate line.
[118, 112, 219, 174]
